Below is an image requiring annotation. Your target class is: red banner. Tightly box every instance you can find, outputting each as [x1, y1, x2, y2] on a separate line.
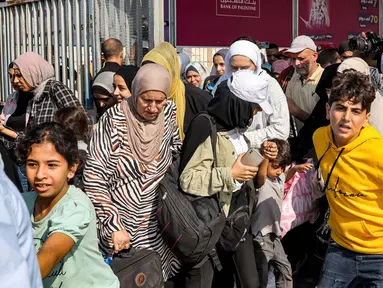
[298, 0, 380, 46]
[176, 0, 293, 47]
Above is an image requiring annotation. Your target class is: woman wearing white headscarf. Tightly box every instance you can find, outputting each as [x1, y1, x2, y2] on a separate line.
[215, 39, 290, 148]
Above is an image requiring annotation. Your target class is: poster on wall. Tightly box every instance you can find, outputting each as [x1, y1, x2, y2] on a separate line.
[298, 0, 379, 46]
[176, 0, 293, 47]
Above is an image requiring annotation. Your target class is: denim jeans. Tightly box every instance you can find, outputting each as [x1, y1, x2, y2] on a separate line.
[317, 241, 383, 288]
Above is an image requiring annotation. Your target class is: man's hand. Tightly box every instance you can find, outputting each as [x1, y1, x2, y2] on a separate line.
[261, 141, 278, 160]
[287, 98, 310, 122]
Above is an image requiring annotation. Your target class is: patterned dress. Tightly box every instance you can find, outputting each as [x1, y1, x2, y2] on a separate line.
[83, 101, 182, 280]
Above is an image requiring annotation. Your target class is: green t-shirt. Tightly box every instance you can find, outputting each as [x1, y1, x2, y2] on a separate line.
[23, 185, 119, 288]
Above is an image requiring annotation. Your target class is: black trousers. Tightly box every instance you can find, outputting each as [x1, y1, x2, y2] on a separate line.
[213, 233, 260, 288]
[165, 259, 215, 288]
[166, 233, 259, 288]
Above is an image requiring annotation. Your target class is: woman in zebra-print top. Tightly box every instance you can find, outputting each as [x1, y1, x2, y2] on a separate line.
[83, 64, 182, 280]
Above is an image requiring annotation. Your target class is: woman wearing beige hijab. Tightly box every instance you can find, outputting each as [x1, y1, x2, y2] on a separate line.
[84, 63, 182, 281]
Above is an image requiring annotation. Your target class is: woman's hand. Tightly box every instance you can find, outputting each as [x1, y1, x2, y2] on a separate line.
[261, 141, 278, 160]
[112, 229, 131, 254]
[0, 123, 5, 133]
[231, 153, 259, 181]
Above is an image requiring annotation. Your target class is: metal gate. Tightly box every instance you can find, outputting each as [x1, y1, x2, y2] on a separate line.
[0, 0, 153, 107]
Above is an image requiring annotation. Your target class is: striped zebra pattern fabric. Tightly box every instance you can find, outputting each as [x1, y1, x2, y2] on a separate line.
[84, 101, 182, 281]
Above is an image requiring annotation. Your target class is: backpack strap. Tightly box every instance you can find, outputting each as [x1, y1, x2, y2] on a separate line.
[194, 112, 218, 167]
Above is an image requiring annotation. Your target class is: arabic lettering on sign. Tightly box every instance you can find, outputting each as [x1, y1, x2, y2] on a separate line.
[360, 0, 378, 10]
[358, 13, 379, 28]
[217, 0, 260, 18]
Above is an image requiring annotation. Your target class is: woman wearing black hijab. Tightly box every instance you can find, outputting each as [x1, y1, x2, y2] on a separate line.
[113, 65, 139, 101]
[179, 70, 276, 288]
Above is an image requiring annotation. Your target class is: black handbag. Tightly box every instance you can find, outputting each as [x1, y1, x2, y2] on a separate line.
[218, 184, 252, 252]
[110, 248, 163, 288]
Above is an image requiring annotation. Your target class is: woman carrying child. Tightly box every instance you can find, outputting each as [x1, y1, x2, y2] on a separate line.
[179, 69, 277, 288]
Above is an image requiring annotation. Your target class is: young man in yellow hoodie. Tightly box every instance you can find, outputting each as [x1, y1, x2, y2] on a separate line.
[314, 70, 383, 287]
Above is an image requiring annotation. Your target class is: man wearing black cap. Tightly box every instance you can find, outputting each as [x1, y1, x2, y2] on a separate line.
[338, 40, 353, 60]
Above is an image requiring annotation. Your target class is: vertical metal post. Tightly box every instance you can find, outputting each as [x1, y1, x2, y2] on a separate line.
[26, 4, 32, 51]
[45, 0, 52, 64]
[52, 0, 60, 80]
[67, 0, 75, 92]
[5, 9, 11, 95]
[293, 0, 299, 39]
[152, 0, 164, 47]
[75, 0, 83, 104]
[39, 1, 45, 58]
[21, 5, 27, 54]
[32, 2, 38, 52]
[0, 9, 6, 102]
[83, 0, 90, 108]
[119, 0, 126, 47]
[59, 0, 67, 85]
[168, 0, 175, 46]
[9, 7, 15, 62]
[91, 0, 96, 77]
[15, 6, 21, 58]
[94, 0, 101, 72]
[135, 0, 143, 65]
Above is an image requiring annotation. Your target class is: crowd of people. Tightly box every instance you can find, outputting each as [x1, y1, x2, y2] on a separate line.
[1, 32, 383, 288]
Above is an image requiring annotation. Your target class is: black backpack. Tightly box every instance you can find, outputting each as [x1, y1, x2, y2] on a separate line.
[156, 113, 226, 266]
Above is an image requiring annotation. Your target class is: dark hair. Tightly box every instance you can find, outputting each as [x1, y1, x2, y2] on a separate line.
[269, 138, 291, 168]
[16, 122, 80, 166]
[318, 49, 341, 68]
[268, 43, 279, 50]
[329, 70, 376, 112]
[54, 106, 90, 142]
[232, 36, 262, 49]
[101, 38, 123, 59]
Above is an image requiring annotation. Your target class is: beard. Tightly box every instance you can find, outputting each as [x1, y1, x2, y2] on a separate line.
[295, 62, 313, 76]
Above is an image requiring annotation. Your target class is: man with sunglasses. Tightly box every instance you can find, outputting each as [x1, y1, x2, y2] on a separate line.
[313, 70, 383, 287]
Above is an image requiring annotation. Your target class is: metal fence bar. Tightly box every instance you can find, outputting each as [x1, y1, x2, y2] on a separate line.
[75, 0, 83, 104]
[26, 4, 32, 51]
[83, 0, 90, 108]
[46, 0, 52, 64]
[9, 8, 15, 63]
[5, 8, 11, 95]
[135, 0, 143, 65]
[67, 0, 75, 92]
[21, 5, 27, 54]
[32, 2, 38, 52]
[15, 6, 21, 58]
[91, 0, 96, 77]
[94, 0, 101, 72]
[38, 1, 45, 58]
[59, 0, 68, 85]
[52, 0, 60, 80]
[0, 9, 5, 102]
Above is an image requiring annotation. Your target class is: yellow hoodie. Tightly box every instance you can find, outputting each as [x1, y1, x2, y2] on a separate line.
[313, 124, 383, 254]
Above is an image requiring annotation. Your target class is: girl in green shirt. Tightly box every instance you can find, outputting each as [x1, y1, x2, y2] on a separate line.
[17, 122, 119, 288]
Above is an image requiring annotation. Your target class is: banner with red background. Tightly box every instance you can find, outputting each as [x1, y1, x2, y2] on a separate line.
[176, 0, 293, 47]
[298, 0, 380, 46]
